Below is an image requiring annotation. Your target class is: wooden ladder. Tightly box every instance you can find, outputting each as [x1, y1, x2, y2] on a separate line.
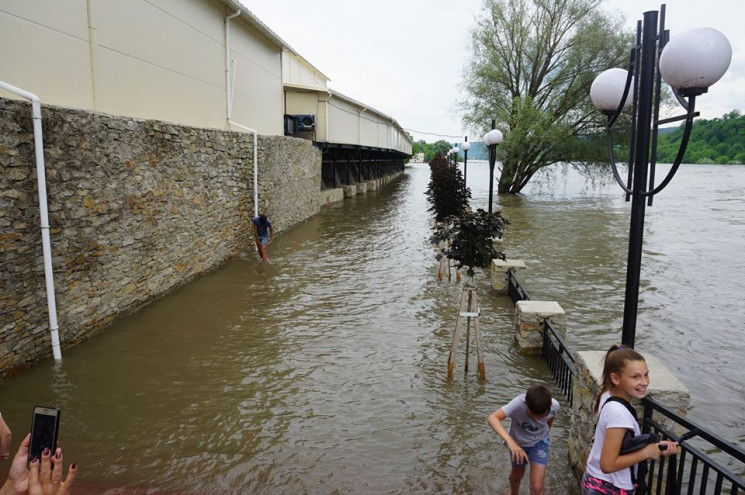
[447, 287, 485, 380]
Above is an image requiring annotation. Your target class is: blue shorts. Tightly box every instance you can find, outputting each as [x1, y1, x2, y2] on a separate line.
[511, 437, 550, 468]
[258, 236, 269, 246]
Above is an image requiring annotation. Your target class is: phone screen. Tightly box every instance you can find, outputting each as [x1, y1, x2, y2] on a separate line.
[28, 406, 60, 468]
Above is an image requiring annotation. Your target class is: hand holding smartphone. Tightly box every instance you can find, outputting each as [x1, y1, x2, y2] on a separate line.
[27, 405, 60, 468]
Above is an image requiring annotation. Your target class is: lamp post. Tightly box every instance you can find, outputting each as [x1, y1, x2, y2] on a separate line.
[451, 145, 460, 167]
[482, 121, 504, 214]
[462, 138, 471, 185]
[590, 4, 731, 348]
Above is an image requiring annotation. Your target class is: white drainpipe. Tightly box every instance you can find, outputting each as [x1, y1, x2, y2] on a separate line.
[225, 9, 258, 218]
[0, 80, 62, 360]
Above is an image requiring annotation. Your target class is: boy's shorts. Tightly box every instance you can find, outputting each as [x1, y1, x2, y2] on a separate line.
[511, 437, 550, 468]
[259, 236, 269, 246]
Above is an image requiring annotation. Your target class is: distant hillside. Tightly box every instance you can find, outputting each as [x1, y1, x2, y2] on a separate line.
[656, 110, 745, 164]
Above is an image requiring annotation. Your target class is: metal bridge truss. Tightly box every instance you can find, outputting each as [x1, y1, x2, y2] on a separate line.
[317, 143, 409, 190]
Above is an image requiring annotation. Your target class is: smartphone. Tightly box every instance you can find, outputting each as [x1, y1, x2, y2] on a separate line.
[27, 406, 60, 468]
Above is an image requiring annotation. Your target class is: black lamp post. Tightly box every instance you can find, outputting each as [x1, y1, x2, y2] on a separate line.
[462, 137, 471, 185]
[482, 120, 504, 214]
[590, 4, 731, 348]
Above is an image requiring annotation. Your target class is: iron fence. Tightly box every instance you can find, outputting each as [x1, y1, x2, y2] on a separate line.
[638, 396, 745, 495]
[541, 319, 576, 407]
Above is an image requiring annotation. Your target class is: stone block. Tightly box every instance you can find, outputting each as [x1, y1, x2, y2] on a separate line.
[342, 185, 357, 198]
[356, 183, 368, 195]
[366, 180, 379, 191]
[514, 300, 565, 349]
[320, 188, 344, 206]
[490, 259, 526, 293]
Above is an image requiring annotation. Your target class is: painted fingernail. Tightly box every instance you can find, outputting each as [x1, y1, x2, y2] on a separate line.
[42, 448, 50, 455]
[31, 456, 39, 464]
[71, 462, 77, 470]
[55, 450, 62, 459]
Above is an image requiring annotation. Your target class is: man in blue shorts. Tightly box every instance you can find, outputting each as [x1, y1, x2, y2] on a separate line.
[252, 213, 274, 262]
[487, 384, 559, 495]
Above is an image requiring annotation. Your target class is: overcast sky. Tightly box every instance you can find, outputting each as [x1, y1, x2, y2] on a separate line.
[239, 0, 744, 143]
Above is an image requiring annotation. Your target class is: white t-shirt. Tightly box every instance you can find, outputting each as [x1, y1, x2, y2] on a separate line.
[585, 391, 641, 490]
[501, 394, 560, 448]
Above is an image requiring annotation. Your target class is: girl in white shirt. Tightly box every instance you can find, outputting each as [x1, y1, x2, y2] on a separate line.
[581, 345, 678, 494]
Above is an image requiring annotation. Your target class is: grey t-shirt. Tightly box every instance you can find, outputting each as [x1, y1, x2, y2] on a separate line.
[501, 394, 560, 447]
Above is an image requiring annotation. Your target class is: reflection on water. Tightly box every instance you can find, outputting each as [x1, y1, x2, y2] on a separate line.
[1, 162, 743, 492]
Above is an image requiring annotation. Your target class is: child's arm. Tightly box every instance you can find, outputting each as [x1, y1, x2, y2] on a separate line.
[487, 408, 528, 464]
[598, 427, 678, 474]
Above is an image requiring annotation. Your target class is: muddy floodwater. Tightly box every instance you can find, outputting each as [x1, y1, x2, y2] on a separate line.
[1, 162, 743, 493]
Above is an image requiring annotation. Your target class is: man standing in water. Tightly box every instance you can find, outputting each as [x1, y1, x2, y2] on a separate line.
[252, 213, 274, 262]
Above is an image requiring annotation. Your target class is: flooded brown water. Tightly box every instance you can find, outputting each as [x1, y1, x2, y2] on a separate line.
[1, 162, 743, 493]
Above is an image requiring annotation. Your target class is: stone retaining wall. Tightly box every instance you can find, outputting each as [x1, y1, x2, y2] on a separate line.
[0, 97, 321, 379]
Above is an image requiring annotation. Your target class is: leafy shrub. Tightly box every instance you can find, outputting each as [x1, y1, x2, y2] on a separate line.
[425, 153, 471, 221]
[431, 209, 509, 278]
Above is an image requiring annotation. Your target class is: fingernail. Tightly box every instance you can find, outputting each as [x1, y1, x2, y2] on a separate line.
[71, 462, 77, 470]
[31, 456, 39, 464]
[55, 450, 62, 459]
[42, 448, 50, 455]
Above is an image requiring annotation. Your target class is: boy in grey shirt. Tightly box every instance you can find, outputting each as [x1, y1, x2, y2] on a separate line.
[487, 384, 559, 495]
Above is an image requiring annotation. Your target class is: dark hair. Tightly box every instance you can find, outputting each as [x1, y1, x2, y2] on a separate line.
[525, 384, 552, 415]
[594, 344, 646, 412]
[259, 214, 268, 224]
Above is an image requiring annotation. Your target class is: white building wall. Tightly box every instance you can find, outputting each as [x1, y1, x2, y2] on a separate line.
[0, 0, 284, 135]
[0, 0, 94, 109]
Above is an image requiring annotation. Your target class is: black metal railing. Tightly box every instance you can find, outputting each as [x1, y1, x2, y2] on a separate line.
[541, 319, 576, 407]
[507, 268, 531, 303]
[638, 397, 745, 495]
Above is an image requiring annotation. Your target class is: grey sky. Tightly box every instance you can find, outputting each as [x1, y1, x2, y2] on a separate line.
[240, 0, 744, 143]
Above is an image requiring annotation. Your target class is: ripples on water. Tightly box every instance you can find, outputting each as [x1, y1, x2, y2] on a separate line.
[1, 162, 743, 492]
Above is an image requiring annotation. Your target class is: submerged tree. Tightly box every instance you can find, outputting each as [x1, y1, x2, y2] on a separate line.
[460, 0, 630, 193]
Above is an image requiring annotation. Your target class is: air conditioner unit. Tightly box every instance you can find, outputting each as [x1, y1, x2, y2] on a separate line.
[295, 114, 315, 132]
[283, 114, 296, 136]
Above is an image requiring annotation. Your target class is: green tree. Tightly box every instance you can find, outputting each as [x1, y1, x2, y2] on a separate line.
[460, 0, 630, 193]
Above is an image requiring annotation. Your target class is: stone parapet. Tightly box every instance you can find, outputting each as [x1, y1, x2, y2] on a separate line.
[490, 259, 526, 293]
[514, 300, 566, 349]
[356, 183, 368, 195]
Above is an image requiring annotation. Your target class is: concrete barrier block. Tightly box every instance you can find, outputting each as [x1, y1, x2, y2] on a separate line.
[514, 300, 565, 349]
[491, 259, 526, 293]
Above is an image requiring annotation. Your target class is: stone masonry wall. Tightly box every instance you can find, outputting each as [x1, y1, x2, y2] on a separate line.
[0, 97, 321, 379]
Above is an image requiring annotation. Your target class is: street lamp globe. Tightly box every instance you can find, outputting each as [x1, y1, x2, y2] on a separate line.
[659, 27, 732, 97]
[461, 142, 471, 152]
[484, 129, 503, 146]
[590, 68, 633, 112]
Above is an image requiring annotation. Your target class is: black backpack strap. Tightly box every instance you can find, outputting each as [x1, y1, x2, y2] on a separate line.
[601, 396, 643, 490]
[602, 396, 638, 422]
